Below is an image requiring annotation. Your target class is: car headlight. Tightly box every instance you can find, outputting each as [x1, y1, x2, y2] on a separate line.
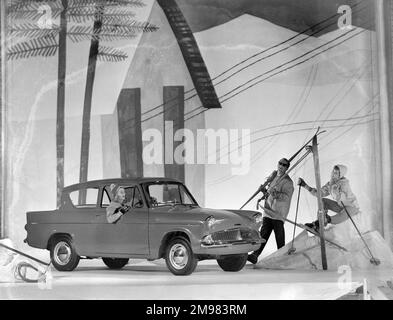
[253, 212, 263, 224]
[205, 216, 217, 228]
[201, 234, 214, 245]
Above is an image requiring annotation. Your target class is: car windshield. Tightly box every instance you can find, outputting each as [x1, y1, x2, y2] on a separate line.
[145, 182, 198, 207]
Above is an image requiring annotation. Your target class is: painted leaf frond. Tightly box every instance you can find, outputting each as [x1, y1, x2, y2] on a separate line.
[67, 25, 138, 42]
[102, 21, 158, 34]
[67, 32, 136, 43]
[98, 32, 138, 42]
[9, 9, 45, 21]
[67, 8, 136, 24]
[67, 33, 92, 43]
[67, 25, 94, 42]
[97, 45, 128, 62]
[69, 0, 145, 9]
[8, 0, 63, 12]
[10, 22, 60, 38]
[67, 14, 92, 24]
[7, 35, 59, 60]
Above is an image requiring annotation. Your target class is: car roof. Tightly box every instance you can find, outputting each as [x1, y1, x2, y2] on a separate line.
[63, 177, 182, 192]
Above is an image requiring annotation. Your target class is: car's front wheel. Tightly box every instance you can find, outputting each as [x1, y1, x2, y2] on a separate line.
[165, 238, 197, 276]
[102, 258, 129, 269]
[50, 236, 80, 271]
[217, 254, 247, 272]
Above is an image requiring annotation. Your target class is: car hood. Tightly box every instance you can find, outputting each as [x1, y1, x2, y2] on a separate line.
[154, 206, 257, 231]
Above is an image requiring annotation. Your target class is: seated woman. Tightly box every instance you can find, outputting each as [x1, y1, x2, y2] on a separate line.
[106, 184, 131, 223]
[298, 164, 360, 232]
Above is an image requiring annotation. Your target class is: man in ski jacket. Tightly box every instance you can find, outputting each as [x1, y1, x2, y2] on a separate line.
[298, 164, 360, 232]
[248, 158, 294, 264]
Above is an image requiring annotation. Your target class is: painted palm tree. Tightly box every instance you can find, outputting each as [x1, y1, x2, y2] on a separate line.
[6, 0, 157, 205]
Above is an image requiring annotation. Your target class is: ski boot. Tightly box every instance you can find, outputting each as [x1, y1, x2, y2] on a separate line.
[305, 214, 331, 233]
[304, 220, 320, 233]
[247, 253, 259, 264]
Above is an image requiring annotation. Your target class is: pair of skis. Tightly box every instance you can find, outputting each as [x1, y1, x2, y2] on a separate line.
[258, 204, 348, 252]
[239, 128, 324, 210]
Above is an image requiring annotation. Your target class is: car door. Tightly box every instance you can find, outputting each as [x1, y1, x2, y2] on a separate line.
[66, 186, 103, 256]
[145, 183, 186, 257]
[94, 184, 149, 256]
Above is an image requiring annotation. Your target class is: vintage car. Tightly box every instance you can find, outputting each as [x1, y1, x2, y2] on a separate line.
[25, 178, 263, 275]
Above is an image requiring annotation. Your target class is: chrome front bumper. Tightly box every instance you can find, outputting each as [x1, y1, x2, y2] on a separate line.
[200, 239, 264, 249]
[196, 227, 264, 255]
[196, 240, 263, 255]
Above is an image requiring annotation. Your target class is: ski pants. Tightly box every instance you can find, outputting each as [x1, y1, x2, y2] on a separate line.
[253, 216, 285, 257]
[322, 198, 359, 224]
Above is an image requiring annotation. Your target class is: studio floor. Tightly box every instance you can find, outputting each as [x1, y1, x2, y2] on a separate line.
[1, 259, 392, 300]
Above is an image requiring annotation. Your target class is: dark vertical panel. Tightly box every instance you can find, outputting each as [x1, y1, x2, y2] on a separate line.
[117, 88, 143, 178]
[164, 86, 185, 183]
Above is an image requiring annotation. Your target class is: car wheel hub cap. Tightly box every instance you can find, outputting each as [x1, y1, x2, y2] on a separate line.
[54, 241, 71, 266]
[169, 244, 188, 270]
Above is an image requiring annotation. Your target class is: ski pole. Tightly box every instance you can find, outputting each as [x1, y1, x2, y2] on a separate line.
[288, 184, 302, 255]
[340, 202, 380, 266]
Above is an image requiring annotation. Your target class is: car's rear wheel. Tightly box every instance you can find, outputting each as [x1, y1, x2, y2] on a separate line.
[165, 238, 197, 276]
[102, 258, 129, 269]
[217, 254, 247, 272]
[50, 236, 80, 271]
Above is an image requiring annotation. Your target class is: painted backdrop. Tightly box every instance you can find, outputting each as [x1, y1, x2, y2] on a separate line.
[4, 0, 386, 257]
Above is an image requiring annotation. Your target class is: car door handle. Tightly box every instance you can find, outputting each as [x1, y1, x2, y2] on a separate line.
[95, 214, 101, 217]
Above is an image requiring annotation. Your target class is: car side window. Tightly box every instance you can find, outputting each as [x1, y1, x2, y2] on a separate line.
[124, 187, 134, 204]
[101, 188, 111, 207]
[132, 187, 144, 208]
[69, 188, 99, 208]
[148, 184, 164, 204]
[179, 185, 194, 204]
[124, 187, 144, 208]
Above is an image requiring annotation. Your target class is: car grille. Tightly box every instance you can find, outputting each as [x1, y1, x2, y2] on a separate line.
[211, 228, 260, 243]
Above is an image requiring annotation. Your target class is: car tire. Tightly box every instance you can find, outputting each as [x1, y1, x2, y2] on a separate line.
[165, 238, 197, 276]
[102, 258, 129, 269]
[50, 236, 80, 271]
[217, 254, 247, 272]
